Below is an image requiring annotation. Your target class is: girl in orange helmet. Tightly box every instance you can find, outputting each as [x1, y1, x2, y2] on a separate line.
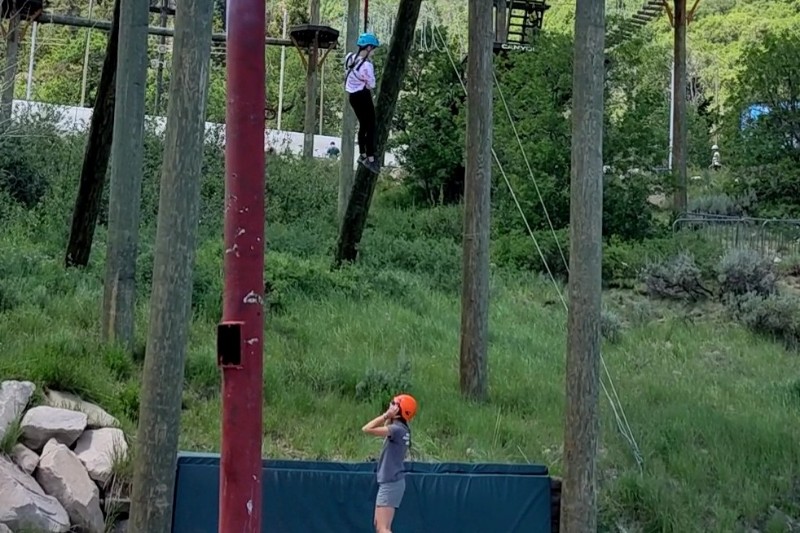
[361, 393, 417, 533]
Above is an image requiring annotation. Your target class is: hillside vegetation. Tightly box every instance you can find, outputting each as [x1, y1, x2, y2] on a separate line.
[0, 0, 799, 531]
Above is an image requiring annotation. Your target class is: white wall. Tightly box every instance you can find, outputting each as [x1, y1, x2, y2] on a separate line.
[11, 99, 401, 167]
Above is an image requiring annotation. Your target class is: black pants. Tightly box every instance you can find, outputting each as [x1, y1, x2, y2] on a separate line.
[348, 88, 376, 158]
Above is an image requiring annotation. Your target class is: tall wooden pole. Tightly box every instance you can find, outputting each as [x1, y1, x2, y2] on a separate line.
[277, 3, 288, 129]
[495, 0, 507, 44]
[334, 0, 422, 264]
[154, 0, 170, 114]
[338, 0, 360, 221]
[459, 0, 492, 401]
[671, 0, 687, 213]
[101, 0, 151, 351]
[302, 0, 320, 159]
[561, 0, 605, 530]
[0, 11, 21, 130]
[64, 0, 121, 269]
[127, 0, 213, 528]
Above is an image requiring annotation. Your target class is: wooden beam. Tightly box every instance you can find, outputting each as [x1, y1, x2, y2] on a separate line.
[34, 12, 292, 46]
[688, 0, 701, 22]
[661, 0, 674, 27]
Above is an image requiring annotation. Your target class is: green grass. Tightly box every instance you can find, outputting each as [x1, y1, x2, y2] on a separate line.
[0, 155, 799, 532]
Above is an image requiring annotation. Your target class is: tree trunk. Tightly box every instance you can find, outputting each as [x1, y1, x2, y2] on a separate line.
[338, 0, 360, 222]
[459, 0, 492, 401]
[560, 0, 605, 531]
[671, 0, 687, 213]
[126, 0, 213, 529]
[101, 0, 150, 351]
[64, 0, 121, 268]
[334, 0, 422, 264]
[302, 0, 320, 159]
[0, 11, 21, 130]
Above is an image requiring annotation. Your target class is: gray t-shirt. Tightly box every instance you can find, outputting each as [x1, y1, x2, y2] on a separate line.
[376, 421, 410, 483]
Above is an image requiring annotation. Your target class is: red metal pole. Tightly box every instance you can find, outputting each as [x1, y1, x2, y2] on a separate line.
[363, 0, 369, 32]
[218, 0, 265, 528]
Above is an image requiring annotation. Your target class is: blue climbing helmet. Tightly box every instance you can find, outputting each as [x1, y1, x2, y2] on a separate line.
[357, 32, 380, 48]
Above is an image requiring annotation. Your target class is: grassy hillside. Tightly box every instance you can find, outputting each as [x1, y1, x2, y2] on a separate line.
[0, 122, 799, 531]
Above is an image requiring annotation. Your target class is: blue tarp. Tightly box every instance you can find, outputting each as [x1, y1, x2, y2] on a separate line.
[172, 452, 552, 533]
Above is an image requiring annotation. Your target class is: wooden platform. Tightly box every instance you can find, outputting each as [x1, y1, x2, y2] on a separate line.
[289, 24, 339, 50]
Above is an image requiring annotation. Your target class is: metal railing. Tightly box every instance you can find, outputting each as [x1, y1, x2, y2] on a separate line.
[672, 212, 800, 258]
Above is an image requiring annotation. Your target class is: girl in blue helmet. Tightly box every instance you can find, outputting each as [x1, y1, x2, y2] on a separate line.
[344, 32, 381, 174]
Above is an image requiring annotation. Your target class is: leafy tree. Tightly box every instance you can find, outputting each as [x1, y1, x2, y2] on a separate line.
[723, 28, 800, 216]
[392, 26, 465, 205]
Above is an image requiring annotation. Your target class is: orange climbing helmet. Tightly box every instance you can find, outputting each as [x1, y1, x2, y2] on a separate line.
[393, 393, 418, 423]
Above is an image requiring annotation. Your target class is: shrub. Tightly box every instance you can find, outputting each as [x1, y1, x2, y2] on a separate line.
[688, 193, 754, 217]
[266, 155, 338, 225]
[729, 292, 800, 350]
[265, 252, 365, 312]
[492, 228, 570, 280]
[641, 253, 713, 301]
[355, 360, 413, 403]
[358, 233, 462, 293]
[717, 248, 777, 298]
[603, 172, 658, 240]
[601, 308, 624, 343]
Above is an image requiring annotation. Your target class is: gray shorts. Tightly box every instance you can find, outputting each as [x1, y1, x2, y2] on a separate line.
[376, 479, 406, 508]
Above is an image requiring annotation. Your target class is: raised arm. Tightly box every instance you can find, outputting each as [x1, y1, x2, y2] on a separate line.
[362, 403, 399, 437]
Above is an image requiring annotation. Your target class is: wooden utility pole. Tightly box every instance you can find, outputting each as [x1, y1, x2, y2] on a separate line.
[671, 0, 688, 213]
[334, 0, 423, 264]
[338, 0, 360, 221]
[65, 0, 122, 268]
[154, 0, 169, 114]
[101, 0, 150, 351]
[495, 0, 507, 44]
[302, 0, 320, 159]
[561, 0, 604, 530]
[0, 11, 21, 130]
[127, 0, 213, 528]
[459, 0, 492, 401]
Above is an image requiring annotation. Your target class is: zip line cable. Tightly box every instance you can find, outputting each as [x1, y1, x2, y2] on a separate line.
[430, 22, 644, 468]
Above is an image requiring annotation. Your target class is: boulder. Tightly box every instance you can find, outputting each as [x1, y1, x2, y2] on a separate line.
[10, 443, 39, 475]
[0, 455, 70, 532]
[46, 390, 119, 429]
[74, 428, 128, 485]
[35, 439, 105, 533]
[0, 380, 35, 440]
[20, 406, 87, 451]
[0, 523, 11, 533]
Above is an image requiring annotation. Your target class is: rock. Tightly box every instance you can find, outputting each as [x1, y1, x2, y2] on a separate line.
[20, 406, 88, 451]
[36, 439, 105, 533]
[10, 443, 39, 475]
[0, 524, 11, 533]
[74, 428, 128, 486]
[114, 518, 129, 533]
[0, 380, 35, 440]
[0, 455, 70, 532]
[46, 390, 119, 429]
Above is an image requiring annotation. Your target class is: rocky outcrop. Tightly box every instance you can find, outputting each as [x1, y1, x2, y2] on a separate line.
[0, 381, 130, 532]
[21, 406, 88, 451]
[45, 390, 119, 429]
[9, 444, 38, 475]
[0, 455, 70, 532]
[74, 428, 128, 486]
[36, 439, 105, 533]
[0, 380, 35, 440]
